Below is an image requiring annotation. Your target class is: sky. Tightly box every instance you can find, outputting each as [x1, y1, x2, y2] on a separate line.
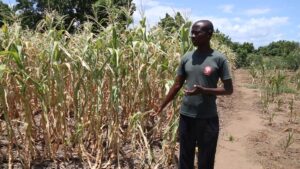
[2, 0, 300, 48]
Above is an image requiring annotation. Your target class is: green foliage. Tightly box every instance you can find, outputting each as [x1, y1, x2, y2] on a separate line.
[14, 0, 41, 29]
[233, 40, 300, 70]
[0, 1, 14, 27]
[213, 30, 255, 68]
[212, 31, 300, 70]
[158, 12, 190, 34]
[213, 29, 233, 47]
[247, 48, 300, 71]
[285, 48, 300, 70]
[233, 42, 255, 68]
[291, 70, 300, 90]
[13, 0, 135, 30]
[257, 40, 299, 57]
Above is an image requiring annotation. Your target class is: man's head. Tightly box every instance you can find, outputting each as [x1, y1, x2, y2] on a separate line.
[190, 20, 214, 47]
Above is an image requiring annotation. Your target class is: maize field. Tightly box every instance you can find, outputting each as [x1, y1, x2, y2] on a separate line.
[0, 11, 236, 168]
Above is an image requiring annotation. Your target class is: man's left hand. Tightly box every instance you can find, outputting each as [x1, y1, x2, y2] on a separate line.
[184, 85, 204, 95]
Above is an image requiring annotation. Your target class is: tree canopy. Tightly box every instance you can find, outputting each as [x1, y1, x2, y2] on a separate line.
[158, 12, 187, 33]
[0, 1, 13, 27]
[13, 0, 135, 30]
[257, 40, 299, 57]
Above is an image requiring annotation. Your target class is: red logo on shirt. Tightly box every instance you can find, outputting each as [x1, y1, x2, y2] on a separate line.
[204, 66, 212, 76]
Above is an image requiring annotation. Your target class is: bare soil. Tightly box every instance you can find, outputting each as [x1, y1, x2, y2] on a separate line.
[215, 69, 300, 169]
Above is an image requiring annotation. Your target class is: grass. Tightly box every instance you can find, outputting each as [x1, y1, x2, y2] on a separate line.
[244, 83, 259, 89]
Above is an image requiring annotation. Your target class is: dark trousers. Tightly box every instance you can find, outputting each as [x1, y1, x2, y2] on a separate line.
[179, 115, 219, 169]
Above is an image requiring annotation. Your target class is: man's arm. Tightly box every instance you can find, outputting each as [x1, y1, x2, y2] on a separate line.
[156, 75, 185, 114]
[184, 79, 233, 96]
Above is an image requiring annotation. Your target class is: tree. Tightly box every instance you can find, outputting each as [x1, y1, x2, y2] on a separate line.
[232, 42, 255, 68]
[255, 40, 300, 70]
[14, 0, 135, 30]
[213, 29, 234, 47]
[174, 12, 185, 27]
[285, 48, 300, 70]
[0, 1, 13, 27]
[15, 0, 41, 29]
[257, 40, 299, 57]
[158, 12, 186, 33]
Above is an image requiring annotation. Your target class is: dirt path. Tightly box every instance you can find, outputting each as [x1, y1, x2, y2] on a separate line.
[215, 69, 264, 169]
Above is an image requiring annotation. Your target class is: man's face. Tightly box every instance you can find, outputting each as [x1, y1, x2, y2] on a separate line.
[190, 22, 210, 46]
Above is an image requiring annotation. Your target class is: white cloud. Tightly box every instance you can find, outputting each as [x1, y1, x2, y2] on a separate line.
[249, 17, 288, 27]
[233, 17, 241, 22]
[221, 17, 288, 47]
[189, 15, 289, 47]
[245, 8, 271, 16]
[132, 0, 191, 27]
[133, 0, 160, 7]
[2, 0, 16, 6]
[132, 1, 293, 47]
[218, 4, 234, 13]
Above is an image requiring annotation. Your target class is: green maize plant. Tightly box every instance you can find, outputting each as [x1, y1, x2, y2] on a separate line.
[268, 69, 286, 97]
[283, 130, 295, 153]
[0, 10, 236, 168]
[291, 69, 300, 90]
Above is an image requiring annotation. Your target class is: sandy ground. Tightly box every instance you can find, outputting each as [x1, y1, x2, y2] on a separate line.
[215, 69, 300, 169]
[215, 69, 264, 169]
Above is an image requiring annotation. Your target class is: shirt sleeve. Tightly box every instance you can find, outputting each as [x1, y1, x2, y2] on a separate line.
[176, 56, 186, 76]
[219, 58, 232, 80]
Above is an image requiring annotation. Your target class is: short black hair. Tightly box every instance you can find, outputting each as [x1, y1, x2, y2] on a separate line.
[194, 20, 214, 35]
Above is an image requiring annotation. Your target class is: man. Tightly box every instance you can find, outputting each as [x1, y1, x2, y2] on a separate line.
[154, 20, 233, 169]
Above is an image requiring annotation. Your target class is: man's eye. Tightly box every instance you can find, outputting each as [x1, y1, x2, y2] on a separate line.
[192, 31, 203, 34]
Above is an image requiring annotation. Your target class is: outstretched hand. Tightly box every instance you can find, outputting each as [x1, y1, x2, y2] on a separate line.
[184, 85, 204, 95]
[150, 106, 173, 120]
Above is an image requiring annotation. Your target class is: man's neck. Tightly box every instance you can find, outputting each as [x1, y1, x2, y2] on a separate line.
[196, 43, 212, 53]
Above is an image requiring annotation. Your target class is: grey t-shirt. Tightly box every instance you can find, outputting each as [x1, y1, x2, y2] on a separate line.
[177, 49, 232, 118]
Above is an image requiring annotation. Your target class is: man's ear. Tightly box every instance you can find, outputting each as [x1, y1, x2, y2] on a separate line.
[207, 32, 213, 38]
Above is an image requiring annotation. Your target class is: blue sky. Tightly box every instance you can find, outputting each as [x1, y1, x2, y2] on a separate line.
[3, 0, 300, 47]
[132, 0, 300, 47]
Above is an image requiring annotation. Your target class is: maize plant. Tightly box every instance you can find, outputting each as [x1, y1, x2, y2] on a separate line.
[0, 11, 236, 168]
